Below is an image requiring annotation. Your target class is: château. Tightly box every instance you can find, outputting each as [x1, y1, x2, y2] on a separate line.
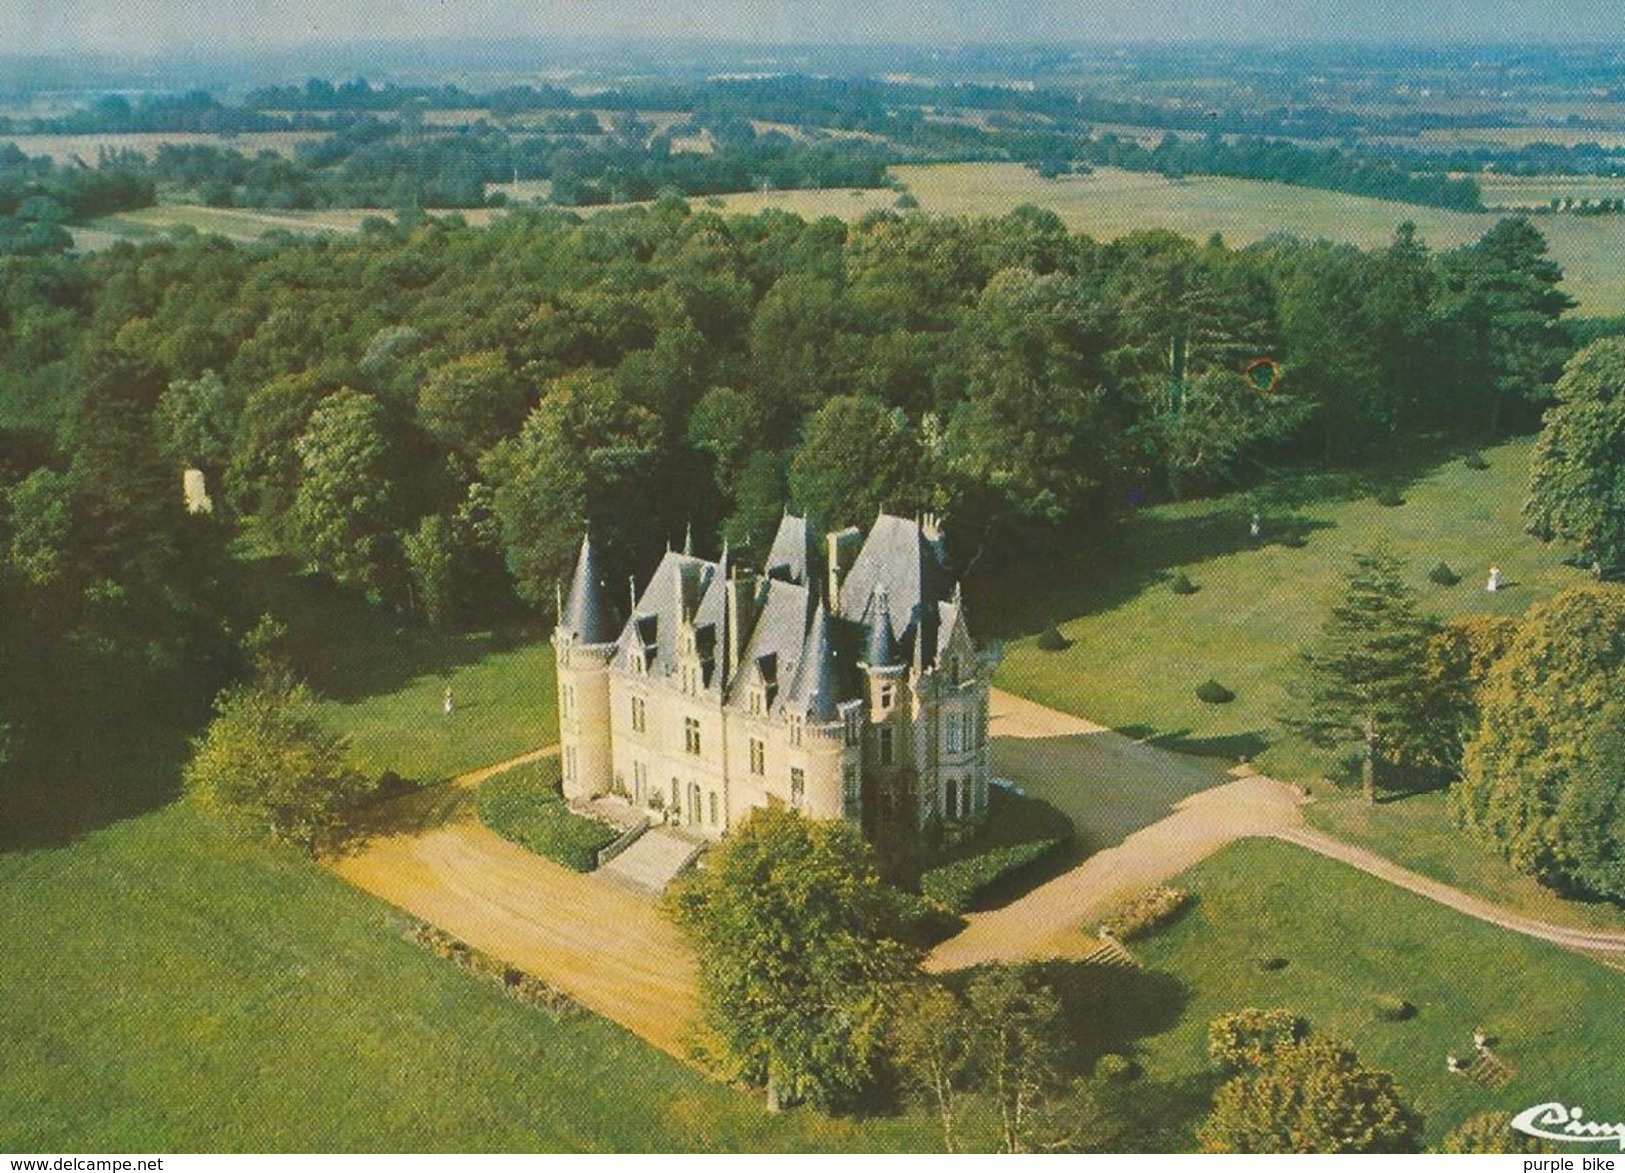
[553, 512, 995, 844]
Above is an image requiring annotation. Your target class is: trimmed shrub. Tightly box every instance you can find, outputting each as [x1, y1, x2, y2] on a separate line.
[1371, 994, 1416, 1022]
[1098, 884, 1193, 940]
[1280, 530, 1309, 548]
[477, 763, 620, 872]
[1256, 956, 1290, 972]
[1170, 571, 1199, 595]
[1464, 451, 1490, 471]
[921, 837, 1067, 913]
[1095, 1053, 1141, 1082]
[1196, 678, 1235, 704]
[1375, 485, 1405, 507]
[1429, 562, 1461, 586]
[1036, 624, 1070, 651]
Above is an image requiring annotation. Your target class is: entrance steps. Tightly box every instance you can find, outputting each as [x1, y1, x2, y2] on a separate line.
[597, 826, 705, 894]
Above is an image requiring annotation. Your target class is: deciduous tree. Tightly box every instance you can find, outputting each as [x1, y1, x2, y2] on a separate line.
[666, 805, 922, 1112]
[1525, 338, 1625, 567]
[1198, 1035, 1423, 1154]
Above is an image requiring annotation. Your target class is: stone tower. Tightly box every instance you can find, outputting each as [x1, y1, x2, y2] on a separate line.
[554, 534, 618, 800]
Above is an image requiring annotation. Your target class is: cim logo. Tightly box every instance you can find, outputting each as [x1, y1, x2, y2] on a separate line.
[1513, 1103, 1625, 1151]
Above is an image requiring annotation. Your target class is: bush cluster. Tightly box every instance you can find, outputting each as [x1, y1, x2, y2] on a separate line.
[1196, 678, 1235, 704]
[1098, 884, 1193, 940]
[476, 763, 620, 872]
[1036, 624, 1070, 651]
[1170, 571, 1200, 595]
[1092, 883, 1196, 935]
[1463, 451, 1490, 470]
[920, 837, 1067, 913]
[1375, 485, 1406, 507]
[406, 922, 581, 1018]
[1429, 562, 1461, 586]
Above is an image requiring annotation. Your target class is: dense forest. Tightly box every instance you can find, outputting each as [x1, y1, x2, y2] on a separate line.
[0, 201, 1576, 811]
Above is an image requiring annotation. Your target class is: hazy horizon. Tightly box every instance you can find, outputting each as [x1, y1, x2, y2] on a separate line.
[7, 1, 1625, 59]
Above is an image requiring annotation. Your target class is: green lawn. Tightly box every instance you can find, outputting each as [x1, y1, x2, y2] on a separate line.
[235, 561, 559, 784]
[1307, 789, 1625, 934]
[1127, 838, 1625, 1147]
[0, 802, 935, 1152]
[985, 437, 1587, 780]
[478, 762, 620, 871]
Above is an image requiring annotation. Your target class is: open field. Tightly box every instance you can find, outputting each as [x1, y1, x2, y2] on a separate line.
[1307, 790, 1625, 935]
[4, 131, 327, 163]
[0, 803, 934, 1152]
[985, 437, 1586, 781]
[77, 203, 503, 248]
[1131, 838, 1625, 1147]
[1479, 173, 1625, 208]
[700, 163, 1625, 315]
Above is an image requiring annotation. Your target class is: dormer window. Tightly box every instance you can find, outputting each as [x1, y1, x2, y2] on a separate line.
[789, 716, 803, 747]
[878, 682, 895, 710]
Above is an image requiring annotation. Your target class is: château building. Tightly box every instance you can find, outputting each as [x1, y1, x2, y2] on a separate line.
[553, 512, 995, 844]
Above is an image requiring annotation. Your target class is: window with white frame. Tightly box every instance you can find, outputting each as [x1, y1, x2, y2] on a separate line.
[684, 716, 701, 755]
[631, 696, 647, 732]
[790, 767, 805, 807]
[843, 765, 860, 819]
[946, 713, 963, 754]
[750, 738, 765, 775]
[878, 725, 894, 766]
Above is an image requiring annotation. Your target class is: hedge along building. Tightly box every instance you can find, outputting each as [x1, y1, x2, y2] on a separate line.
[553, 512, 995, 846]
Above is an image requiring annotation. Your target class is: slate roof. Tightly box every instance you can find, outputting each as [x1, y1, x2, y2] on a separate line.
[765, 512, 815, 584]
[837, 513, 952, 666]
[560, 534, 620, 644]
[607, 513, 962, 716]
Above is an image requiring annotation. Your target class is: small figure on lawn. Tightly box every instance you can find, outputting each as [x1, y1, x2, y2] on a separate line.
[1473, 1027, 1489, 1051]
[1447, 1053, 1464, 1072]
[1250, 511, 1261, 541]
[1486, 566, 1501, 593]
[444, 685, 455, 717]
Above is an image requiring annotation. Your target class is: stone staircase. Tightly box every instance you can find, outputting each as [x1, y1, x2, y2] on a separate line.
[597, 826, 706, 894]
[1081, 935, 1140, 969]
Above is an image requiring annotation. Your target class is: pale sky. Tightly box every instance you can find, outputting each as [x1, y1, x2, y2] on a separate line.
[5, 0, 1624, 57]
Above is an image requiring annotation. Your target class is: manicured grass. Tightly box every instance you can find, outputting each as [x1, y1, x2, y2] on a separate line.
[698, 163, 1625, 315]
[237, 561, 559, 784]
[985, 437, 1587, 781]
[0, 802, 936, 1152]
[1128, 838, 1625, 1146]
[478, 762, 620, 872]
[316, 639, 558, 784]
[1306, 789, 1625, 935]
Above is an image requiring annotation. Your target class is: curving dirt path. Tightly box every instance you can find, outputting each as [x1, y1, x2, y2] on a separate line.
[327, 747, 700, 1061]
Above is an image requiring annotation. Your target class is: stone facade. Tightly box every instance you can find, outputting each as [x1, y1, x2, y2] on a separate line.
[553, 513, 995, 844]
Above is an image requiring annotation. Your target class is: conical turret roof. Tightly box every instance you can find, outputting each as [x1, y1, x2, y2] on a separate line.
[560, 533, 619, 644]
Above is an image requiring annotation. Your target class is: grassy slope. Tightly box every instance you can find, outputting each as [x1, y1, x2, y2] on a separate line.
[986, 437, 1584, 780]
[1308, 789, 1625, 934]
[1131, 838, 1625, 1147]
[235, 562, 559, 784]
[0, 803, 932, 1153]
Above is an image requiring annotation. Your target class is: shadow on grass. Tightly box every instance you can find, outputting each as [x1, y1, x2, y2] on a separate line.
[233, 556, 540, 704]
[967, 436, 1480, 645]
[0, 656, 204, 852]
